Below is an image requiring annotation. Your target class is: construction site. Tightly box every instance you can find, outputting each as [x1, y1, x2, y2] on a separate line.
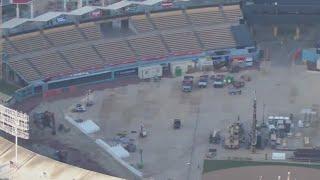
[24, 31, 320, 179]
[3, 1, 320, 180]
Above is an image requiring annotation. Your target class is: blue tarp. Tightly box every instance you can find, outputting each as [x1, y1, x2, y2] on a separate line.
[302, 48, 320, 62]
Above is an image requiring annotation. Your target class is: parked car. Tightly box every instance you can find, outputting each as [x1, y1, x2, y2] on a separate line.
[173, 119, 181, 129]
[228, 87, 242, 95]
[232, 81, 245, 89]
[182, 76, 194, 92]
[72, 104, 86, 112]
[213, 74, 225, 88]
[198, 75, 209, 88]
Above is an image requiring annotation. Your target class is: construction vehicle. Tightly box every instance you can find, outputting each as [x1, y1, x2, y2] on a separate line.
[198, 75, 209, 88]
[224, 122, 243, 149]
[206, 148, 217, 159]
[173, 119, 181, 129]
[33, 111, 56, 135]
[72, 104, 86, 112]
[140, 123, 147, 138]
[209, 130, 221, 144]
[182, 76, 194, 92]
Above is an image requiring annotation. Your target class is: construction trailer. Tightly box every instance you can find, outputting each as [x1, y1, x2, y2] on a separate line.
[293, 148, 320, 161]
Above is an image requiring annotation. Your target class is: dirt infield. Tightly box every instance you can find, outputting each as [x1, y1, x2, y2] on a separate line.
[202, 165, 320, 180]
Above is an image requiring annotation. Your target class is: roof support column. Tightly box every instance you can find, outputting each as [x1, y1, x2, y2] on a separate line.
[78, 0, 83, 9]
[16, 4, 20, 18]
[63, 0, 67, 11]
[30, 0, 34, 18]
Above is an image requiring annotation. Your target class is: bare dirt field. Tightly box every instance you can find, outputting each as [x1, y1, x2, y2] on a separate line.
[202, 166, 320, 180]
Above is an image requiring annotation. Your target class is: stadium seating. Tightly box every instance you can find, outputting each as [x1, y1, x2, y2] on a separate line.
[150, 11, 189, 31]
[129, 35, 168, 60]
[162, 30, 201, 55]
[6, 32, 51, 55]
[197, 26, 236, 50]
[222, 5, 242, 22]
[3, 5, 249, 84]
[45, 25, 85, 46]
[9, 60, 41, 82]
[27, 52, 72, 78]
[186, 7, 225, 26]
[3, 41, 17, 56]
[131, 15, 154, 33]
[94, 40, 136, 66]
[78, 22, 103, 40]
[62, 46, 104, 71]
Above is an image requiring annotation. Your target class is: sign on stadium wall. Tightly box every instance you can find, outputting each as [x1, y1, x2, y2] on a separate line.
[91, 10, 102, 18]
[12, 0, 32, 4]
[0, 104, 30, 139]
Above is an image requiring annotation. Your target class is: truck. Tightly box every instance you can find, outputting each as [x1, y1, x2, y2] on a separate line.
[212, 74, 225, 88]
[228, 87, 242, 95]
[182, 76, 194, 92]
[198, 75, 209, 88]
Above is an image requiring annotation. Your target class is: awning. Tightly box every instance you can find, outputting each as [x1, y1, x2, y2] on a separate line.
[32, 12, 64, 22]
[100, 0, 133, 10]
[67, 6, 98, 16]
[134, 0, 163, 6]
[1, 18, 29, 29]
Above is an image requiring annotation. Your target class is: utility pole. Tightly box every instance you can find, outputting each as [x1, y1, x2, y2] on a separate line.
[251, 91, 257, 153]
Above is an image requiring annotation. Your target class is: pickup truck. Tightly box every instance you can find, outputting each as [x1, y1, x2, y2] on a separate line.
[182, 76, 194, 92]
[198, 75, 209, 88]
[212, 74, 225, 88]
[228, 87, 242, 95]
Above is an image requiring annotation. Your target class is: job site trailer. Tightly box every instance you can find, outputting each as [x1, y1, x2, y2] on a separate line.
[138, 65, 163, 79]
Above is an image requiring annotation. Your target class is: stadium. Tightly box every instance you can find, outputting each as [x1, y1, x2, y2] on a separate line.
[1, 0, 320, 180]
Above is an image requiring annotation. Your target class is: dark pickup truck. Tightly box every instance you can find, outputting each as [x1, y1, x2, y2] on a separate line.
[182, 76, 194, 92]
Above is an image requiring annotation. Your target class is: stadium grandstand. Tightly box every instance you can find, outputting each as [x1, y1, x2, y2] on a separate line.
[243, 0, 320, 24]
[1, 0, 256, 102]
[0, 136, 122, 180]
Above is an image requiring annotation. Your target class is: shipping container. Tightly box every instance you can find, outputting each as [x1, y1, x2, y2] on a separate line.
[170, 61, 195, 77]
[138, 65, 162, 79]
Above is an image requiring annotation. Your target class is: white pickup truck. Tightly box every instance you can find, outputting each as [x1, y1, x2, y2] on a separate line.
[198, 75, 209, 88]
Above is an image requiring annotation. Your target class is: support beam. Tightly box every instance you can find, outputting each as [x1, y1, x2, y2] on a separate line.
[30, 1, 34, 18]
[295, 26, 300, 40]
[273, 25, 278, 37]
[16, 4, 20, 18]
[64, 0, 67, 11]
[78, 0, 83, 9]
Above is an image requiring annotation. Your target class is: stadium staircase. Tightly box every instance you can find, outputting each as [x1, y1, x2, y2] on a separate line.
[75, 24, 89, 40]
[192, 31, 205, 50]
[24, 59, 43, 77]
[219, 4, 228, 22]
[158, 34, 171, 54]
[91, 45, 106, 63]
[183, 9, 205, 50]
[125, 38, 139, 59]
[40, 30, 55, 47]
[4, 37, 21, 55]
[57, 50, 74, 69]
[146, 13, 157, 31]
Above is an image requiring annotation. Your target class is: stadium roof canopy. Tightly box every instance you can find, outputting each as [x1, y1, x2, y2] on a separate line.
[1, 0, 163, 29]
[32, 12, 64, 21]
[1, 18, 29, 29]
